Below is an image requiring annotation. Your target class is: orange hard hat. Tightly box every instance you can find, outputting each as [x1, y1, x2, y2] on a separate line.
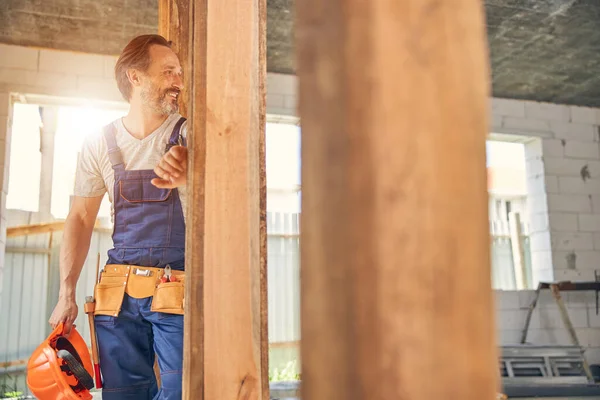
[26, 323, 95, 400]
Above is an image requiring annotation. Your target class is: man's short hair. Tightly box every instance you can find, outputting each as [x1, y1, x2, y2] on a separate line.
[115, 34, 172, 102]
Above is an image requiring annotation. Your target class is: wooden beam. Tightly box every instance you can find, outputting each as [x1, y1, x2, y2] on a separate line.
[509, 212, 528, 289]
[158, 0, 191, 117]
[182, 0, 267, 399]
[6, 220, 105, 238]
[158, 2, 191, 388]
[6, 221, 66, 237]
[5, 247, 52, 254]
[296, 1, 498, 399]
[258, 0, 269, 398]
[5, 220, 107, 238]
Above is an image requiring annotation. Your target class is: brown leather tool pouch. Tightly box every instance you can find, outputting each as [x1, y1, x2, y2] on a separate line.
[126, 268, 160, 299]
[94, 272, 127, 317]
[151, 272, 185, 315]
[94, 264, 185, 316]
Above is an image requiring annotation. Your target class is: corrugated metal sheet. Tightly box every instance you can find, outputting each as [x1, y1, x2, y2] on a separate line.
[267, 212, 300, 344]
[266, 212, 301, 377]
[1, 211, 51, 367]
[0, 210, 112, 396]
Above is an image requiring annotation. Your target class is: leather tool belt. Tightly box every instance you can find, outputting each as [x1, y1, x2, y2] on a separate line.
[94, 264, 185, 317]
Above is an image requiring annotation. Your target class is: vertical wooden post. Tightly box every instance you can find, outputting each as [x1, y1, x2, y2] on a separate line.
[296, 1, 499, 399]
[509, 212, 527, 289]
[158, 0, 190, 117]
[257, 0, 270, 398]
[39, 106, 57, 221]
[181, 0, 268, 399]
[157, 2, 191, 388]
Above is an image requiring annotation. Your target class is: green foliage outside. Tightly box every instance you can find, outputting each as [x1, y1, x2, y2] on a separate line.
[0, 375, 23, 399]
[269, 359, 300, 382]
[269, 346, 301, 382]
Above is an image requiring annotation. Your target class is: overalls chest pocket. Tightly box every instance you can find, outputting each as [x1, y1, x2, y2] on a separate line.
[116, 177, 175, 247]
[119, 178, 172, 203]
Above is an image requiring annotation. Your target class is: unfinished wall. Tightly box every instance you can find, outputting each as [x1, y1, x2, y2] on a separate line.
[491, 99, 600, 283]
[496, 289, 600, 365]
[492, 100, 600, 364]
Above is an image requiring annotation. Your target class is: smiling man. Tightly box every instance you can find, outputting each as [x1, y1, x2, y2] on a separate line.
[49, 35, 189, 400]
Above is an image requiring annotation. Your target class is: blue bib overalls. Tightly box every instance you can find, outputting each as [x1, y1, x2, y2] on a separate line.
[94, 118, 186, 400]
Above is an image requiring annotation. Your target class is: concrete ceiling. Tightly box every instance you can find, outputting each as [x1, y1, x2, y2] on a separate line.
[486, 0, 600, 107]
[1, 0, 600, 107]
[268, 0, 600, 107]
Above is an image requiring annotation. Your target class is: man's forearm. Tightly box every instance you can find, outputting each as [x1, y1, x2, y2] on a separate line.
[58, 215, 95, 299]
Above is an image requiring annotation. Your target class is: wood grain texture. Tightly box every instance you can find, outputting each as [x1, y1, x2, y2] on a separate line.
[182, 0, 266, 399]
[159, 2, 192, 394]
[158, 0, 190, 117]
[258, 0, 270, 397]
[296, 1, 499, 399]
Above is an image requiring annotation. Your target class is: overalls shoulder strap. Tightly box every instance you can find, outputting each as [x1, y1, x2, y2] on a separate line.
[103, 124, 124, 170]
[166, 117, 187, 151]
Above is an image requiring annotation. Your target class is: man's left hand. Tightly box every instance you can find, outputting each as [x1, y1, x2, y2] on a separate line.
[152, 145, 187, 189]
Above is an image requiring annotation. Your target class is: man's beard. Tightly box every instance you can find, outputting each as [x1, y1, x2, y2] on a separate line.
[141, 84, 180, 116]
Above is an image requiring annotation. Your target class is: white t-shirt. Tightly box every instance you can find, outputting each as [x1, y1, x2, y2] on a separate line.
[73, 113, 188, 224]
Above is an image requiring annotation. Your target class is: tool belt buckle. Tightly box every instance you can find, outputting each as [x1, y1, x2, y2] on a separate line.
[133, 267, 153, 277]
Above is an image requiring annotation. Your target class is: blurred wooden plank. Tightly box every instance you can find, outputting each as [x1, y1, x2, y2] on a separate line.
[296, 1, 499, 399]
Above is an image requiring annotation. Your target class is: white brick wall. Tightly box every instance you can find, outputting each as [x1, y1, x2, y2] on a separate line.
[552, 232, 595, 251]
[0, 43, 299, 116]
[38, 49, 105, 77]
[564, 140, 600, 159]
[544, 158, 600, 177]
[0, 44, 39, 70]
[548, 194, 592, 214]
[492, 99, 600, 354]
[501, 117, 553, 135]
[594, 233, 600, 250]
[571, 106, 600, 125]
[550, 121, 596, 141]
[559, 177, 600, 194]
[496, 290, 600, 365]
[266, 73, 297, 116]
[553, 251, 600, 271]
[524, 102, 571, 122]
[541, 139, 564, 158]
[548, 212, 579, 232]
[493, 97, 600, 291]
[579, 214, 600, 231]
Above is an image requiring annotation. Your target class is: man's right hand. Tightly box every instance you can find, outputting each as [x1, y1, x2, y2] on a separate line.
[49, 295, 78, 335]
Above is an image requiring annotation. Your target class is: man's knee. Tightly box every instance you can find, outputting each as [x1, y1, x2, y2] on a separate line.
[95, 316, 157, 394]
[155, 370, 182, 400]
[159, 370, 182, 390]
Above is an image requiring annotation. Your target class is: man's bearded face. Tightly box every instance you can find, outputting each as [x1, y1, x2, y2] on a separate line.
[140, 77, 180, 116]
